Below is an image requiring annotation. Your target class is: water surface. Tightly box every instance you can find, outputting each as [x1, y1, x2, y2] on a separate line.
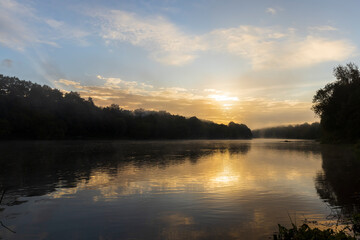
[0, 139, 359, 239]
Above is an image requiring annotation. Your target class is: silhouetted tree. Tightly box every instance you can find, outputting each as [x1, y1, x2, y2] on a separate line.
[228, 121, 253, 139]
[312, 63, 360, 142]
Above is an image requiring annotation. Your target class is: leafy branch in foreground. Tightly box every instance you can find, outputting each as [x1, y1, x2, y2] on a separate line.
[274, 223, 355, 240]
[274, 213, 360, 240]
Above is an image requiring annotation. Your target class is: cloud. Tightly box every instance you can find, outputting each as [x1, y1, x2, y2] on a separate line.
[57, 79, 82, 87]
[0, 0, 39, 50]
[97, 75, 142, 90]
[266, 8, 277, 15]
[0, 0, 89, 51]
[95, 75, 201, 100]
[308, 25, 338, 32]
[274, 36, 354, 69]
[89, 7, 355, 69]
[44, 18, 90, 46]
[91, 9, 206, 65]
[55, 75, 316, 128]
[1, 59, 12, 68]
[1, 2, 354, 70]
[207, 26, 355, 69]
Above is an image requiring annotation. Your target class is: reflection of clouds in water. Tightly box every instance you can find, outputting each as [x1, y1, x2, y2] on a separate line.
[48, 143, 322, 203]
[160, 213, 194, 226]
[49, 151, 245, 200]
[160, 228, 206, 240]
[158, 213, 207, 240]
[286, 170, 303, 180]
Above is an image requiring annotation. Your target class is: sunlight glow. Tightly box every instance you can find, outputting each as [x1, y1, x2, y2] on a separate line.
[208, 94, 239, 102]
[212, 175, 239, 184]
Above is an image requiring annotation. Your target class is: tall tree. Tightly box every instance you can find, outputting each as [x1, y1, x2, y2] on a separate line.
[312, 63, 360, 142]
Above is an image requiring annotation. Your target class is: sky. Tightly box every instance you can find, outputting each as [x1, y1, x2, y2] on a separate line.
[0, 0, 359, 129]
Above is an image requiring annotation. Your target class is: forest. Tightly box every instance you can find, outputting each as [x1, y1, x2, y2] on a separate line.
[252, 122, 321, 139]
[0, 74, 252, 140]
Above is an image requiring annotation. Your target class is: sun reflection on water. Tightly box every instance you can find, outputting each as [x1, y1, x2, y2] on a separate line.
[212, 175, 239, 185]
[47, 145, 321, 203]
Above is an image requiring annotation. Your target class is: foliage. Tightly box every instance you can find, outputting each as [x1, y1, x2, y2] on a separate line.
[252, 122, 320, 139]
[312, 63, 360, 143]
[274, 223, 356, 240]
[0, 74, 252, 140]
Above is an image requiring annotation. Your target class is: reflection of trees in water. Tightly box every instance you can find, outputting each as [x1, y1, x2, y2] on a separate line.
[0, 141, 251, 206]
[315, 145, 360, 216]
[264, 140, 322, 153]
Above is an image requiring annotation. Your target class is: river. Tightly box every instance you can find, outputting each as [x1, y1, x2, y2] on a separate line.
[0, 139, 359, 239]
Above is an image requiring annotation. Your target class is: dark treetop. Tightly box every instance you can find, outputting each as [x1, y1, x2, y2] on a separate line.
[312, 63, 360, 143]
[0, 74, 252, 140]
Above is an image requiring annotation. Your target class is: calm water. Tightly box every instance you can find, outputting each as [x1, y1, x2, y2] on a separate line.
[0, 139, 359, 239]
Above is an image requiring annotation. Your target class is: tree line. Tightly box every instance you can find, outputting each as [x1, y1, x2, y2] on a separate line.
[0, 74, 252, 140]
[252, 122, 321, 139]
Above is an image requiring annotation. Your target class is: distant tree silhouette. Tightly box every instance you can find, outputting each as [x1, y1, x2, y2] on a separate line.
[0, 74, 252, 140]
[312, 63, 360, 142]
[228, 121, 253, 139]
[252, 122, 321, 139]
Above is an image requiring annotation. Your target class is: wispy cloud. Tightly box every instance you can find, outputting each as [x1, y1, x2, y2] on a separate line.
[91, 9, 206, 65]
[266, 8, 277, 15]
[0, 0, 40, 50]
[0, 0, 89, 50]
[95, 75, 201, 100]
[308, 25, 338, 32]
[1, 58, 12, 68]
[57, 79, 82, 87]
[44, 19, 90, 46]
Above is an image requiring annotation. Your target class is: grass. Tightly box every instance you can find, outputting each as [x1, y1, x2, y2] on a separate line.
[273, 223, 356, 240]
[273, 214, 360, 240]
